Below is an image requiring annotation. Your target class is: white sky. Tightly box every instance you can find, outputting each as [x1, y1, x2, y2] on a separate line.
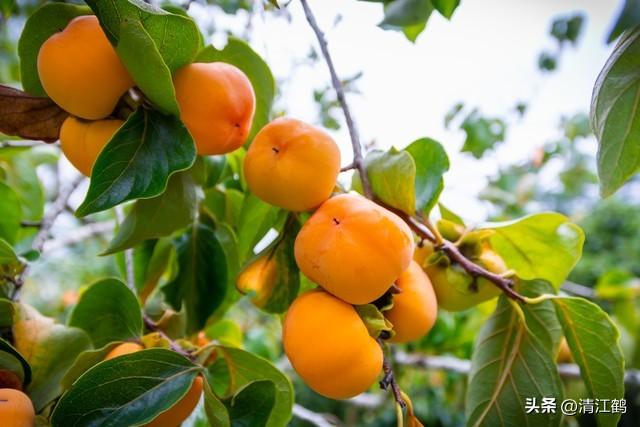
[191, 0, 621, 223]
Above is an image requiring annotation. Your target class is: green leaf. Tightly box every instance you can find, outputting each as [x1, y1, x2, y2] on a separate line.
[225, 380, 276, 427]
[106, 172, 199, 254]
[68, 278, 142, 348]
[438, 203, 465, 226]
[18, 3, 91, 96]
[86, 0, 201, 72]
[590, 28, 640, 196]
[552, 297, 624, 427]
[432, 0, 459, 19]
[196, 38, 276, 141]
[76, 108, 196, 216]
[0, 181, 22, 244]
[365, 148, 416, 214]
[607, 0, 640, 43]
[0, 154, 45, 221]
[0, 239, 18, 265]
[236, 193, 282, 263]
[380, 0, 433, 41]
[116, 19, 180, 116]
[163, 223, 228, 334]
[405, 137, 449, 214]
[60, 342, 120, 390]
[51, 349, 200, 427]
[13, 304, 91, 411]
[236, 218, 300, 314]
[214, 346, 293, 427]
[204, 379, 231, 427]
[461, 112, 506, 158]
[0, 337, 32, 387]
[466, 295, 563, 427]
[484, 213, 584, 289]
[355, 304, 394, 339]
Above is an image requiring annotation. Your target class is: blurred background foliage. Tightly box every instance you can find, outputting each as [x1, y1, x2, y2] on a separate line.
[1, 0, 640, 426]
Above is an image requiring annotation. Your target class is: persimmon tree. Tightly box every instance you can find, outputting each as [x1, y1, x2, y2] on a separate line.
[0, 0, 636, 426]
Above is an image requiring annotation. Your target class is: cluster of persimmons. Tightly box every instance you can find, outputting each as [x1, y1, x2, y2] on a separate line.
[0, 11, 514, 426]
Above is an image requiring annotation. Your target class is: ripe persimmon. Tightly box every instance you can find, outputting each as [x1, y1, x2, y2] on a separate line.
[294, 193, 414, 304]
[386, 260, 438, 343]
[283, 290, 382, 399]
[173, 62, 255, 155]
[0, 388, 35, 427]
[104, 342, 144, 361]
[37, 15, 133, 120]
[244, 117, 340, 211]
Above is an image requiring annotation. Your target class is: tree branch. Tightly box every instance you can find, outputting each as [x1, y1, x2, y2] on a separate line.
[142, 315, 194, 360]
[300, 0, 372, 199]
[395, 350, 640, 387]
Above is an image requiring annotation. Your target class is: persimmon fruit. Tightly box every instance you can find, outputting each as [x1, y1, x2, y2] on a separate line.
[59, 116, 123, 177]
[244, 117, 341, 211]
[236, 254, 278, 307]
[173, 62, 255, 155]
[426, 245, 507, 312]
[0, 388, 35, 427]
[37, 15, 134, 120]
[294, 193, 414, 305]
[283, 290, 382, 399]
[386, 260, 438, 343]
[104, 342, 144, 361]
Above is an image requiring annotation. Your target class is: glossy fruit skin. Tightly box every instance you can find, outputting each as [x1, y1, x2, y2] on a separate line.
[386, 261, 438, 343]
[60, 116, 123, 177]
[0, 388, 35, 427]
[294, 193, 414, 305]
[104, 342, 144, 360]
[143, 376, 203, 427]
[244, 118, 340, 211]
[173, 62, 255, 155]
[426, 247, 506, 312]
[37, 15, 133, 120]
[283, 290, 382, 399]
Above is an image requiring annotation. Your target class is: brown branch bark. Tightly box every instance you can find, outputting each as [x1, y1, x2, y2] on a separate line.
[299, 0, 373, 199]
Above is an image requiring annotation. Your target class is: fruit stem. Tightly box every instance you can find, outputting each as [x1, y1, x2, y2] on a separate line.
[143, 314, 195, 360]
[377, 338, 406, 408]
[300, 0, 373, 200]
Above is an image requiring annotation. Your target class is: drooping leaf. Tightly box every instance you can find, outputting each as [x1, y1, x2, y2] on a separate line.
[552, 297, 625, 427]
[236, 218, 300, 314]
[213, 346, 293, 427]
[590, 28, 640, 196]
[0, 85, 67, 142]
[76, 108, 196, 216]
[0, 182, 22, 244]
[17, 3, 91, 96]
[86, 0, 201, 72]
[431, 0, 460, 19]
[484, 213, 584, 289]
[51, 349, 200, 427]
[115, 19, 180, 116]
[106, 172, 199, 254]
[163, 223, 228, 334]
[466, 295, 563, 427]
[225, 380, 276, 427]
[0, 337, 32, 387]
[365, 147, 416, 214]
[68, 278, 142, 348]
[607, 0, 640, 43]
[405, 137, 449, 214]
[196, 38, 276, 141]
[12, 304, 91, 411]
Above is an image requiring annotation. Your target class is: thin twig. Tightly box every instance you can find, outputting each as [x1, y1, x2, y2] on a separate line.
[377, 339, 405, 408]
[340, 162, 356, 172]
[10, 174, 84, 300]
[300, 0, 373, 199]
